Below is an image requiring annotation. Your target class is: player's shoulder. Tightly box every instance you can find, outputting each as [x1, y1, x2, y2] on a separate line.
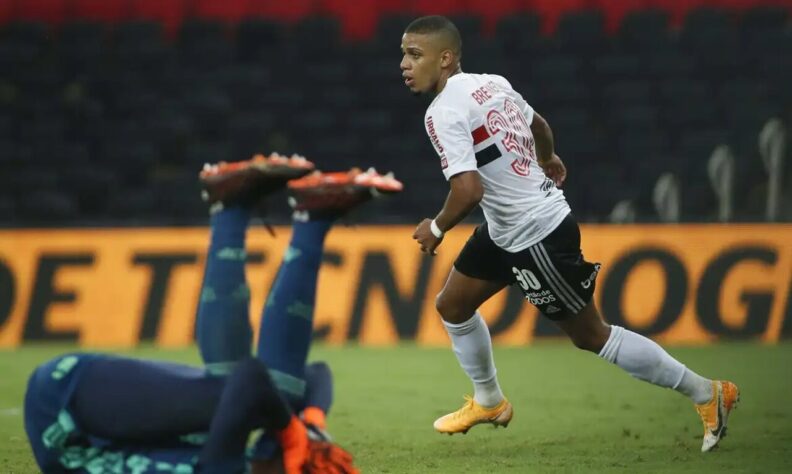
[424, 101, 462, 131]
[426, 89, 465, 123]
[426, 74, 476, 115]
[440, 73, 487, 99]
[486, 74, 514, 90]
[434, 73, 513, 105]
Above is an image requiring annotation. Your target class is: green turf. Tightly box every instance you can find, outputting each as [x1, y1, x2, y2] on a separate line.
[1, 343, 791, 473]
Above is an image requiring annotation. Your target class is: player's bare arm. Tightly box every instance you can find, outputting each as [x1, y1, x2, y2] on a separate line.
[531, 112, 567, 187]
[413, 170, 483, 255]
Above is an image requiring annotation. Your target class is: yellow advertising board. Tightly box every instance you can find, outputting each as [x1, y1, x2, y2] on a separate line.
[0, 225, 790, 347]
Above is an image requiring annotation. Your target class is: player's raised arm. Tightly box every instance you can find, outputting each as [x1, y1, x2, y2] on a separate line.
[530, 112, 567, 187]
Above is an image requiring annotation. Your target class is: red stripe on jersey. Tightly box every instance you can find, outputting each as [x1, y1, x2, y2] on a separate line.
[472, 125, 489, 145]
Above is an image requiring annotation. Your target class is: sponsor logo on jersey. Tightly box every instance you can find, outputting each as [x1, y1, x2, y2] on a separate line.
[545, 305, 561, 314]
[425, 116, 447, 165]
[530, 294, 557, 305]
[540, 178, 555, 194]
[581, 263, 602, 289]
[524, 289, 557, 305]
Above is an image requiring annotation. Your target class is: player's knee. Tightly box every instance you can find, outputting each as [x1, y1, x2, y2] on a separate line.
[570, 334, 596, 352]
[232, 358, 269, 386]
[434, 292, 449, 317]
[306, 361, 331, 378]
[435, 291, 470, 324]
[307, 360, 330, 371]
[569, 328, 609, 353]
[24, 365, 47, 396]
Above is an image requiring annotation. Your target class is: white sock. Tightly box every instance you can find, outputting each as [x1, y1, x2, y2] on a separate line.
[677, 369, 714, 404]
[598, 326, 713, 403]
[442, 312, 504, 408]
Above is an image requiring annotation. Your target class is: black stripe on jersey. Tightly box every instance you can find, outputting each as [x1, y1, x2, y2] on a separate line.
[475, 144, 501, 167]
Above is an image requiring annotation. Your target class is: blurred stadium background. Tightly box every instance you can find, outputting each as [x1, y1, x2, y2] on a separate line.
[0, 0, 790, 224]
[1, 0, 791, 472]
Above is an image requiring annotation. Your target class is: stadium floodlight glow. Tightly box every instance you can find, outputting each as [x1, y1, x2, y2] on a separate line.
[759, 118, 786, 222]
[708, 145, 734, 223]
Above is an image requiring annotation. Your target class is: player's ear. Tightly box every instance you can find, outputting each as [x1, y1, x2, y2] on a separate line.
[440, 49, 453, 68]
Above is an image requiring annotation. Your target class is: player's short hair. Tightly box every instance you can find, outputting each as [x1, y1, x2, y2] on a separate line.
[404, 15, 462, 57]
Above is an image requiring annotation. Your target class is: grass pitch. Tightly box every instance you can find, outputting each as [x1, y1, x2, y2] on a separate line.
[1, 342, 791, 473]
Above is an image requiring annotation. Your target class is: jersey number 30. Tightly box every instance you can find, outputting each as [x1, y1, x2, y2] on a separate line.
[486, 98, 534, 176]
[512, 267, 541, 290]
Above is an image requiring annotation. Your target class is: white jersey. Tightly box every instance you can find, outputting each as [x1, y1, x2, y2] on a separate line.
[424, 73, 570, 252]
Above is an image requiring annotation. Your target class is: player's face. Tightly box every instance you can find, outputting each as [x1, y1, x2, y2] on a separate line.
[400, 33, 443, 94]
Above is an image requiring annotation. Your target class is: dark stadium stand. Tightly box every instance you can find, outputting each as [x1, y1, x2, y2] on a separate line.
[0, 0, 791, 225]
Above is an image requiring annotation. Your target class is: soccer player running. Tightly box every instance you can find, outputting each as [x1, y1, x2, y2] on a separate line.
[401, 16, 738, 452]
[24, 153, 402, 473]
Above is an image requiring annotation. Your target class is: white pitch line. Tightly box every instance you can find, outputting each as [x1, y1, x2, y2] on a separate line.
[0, 407, 20, 416]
